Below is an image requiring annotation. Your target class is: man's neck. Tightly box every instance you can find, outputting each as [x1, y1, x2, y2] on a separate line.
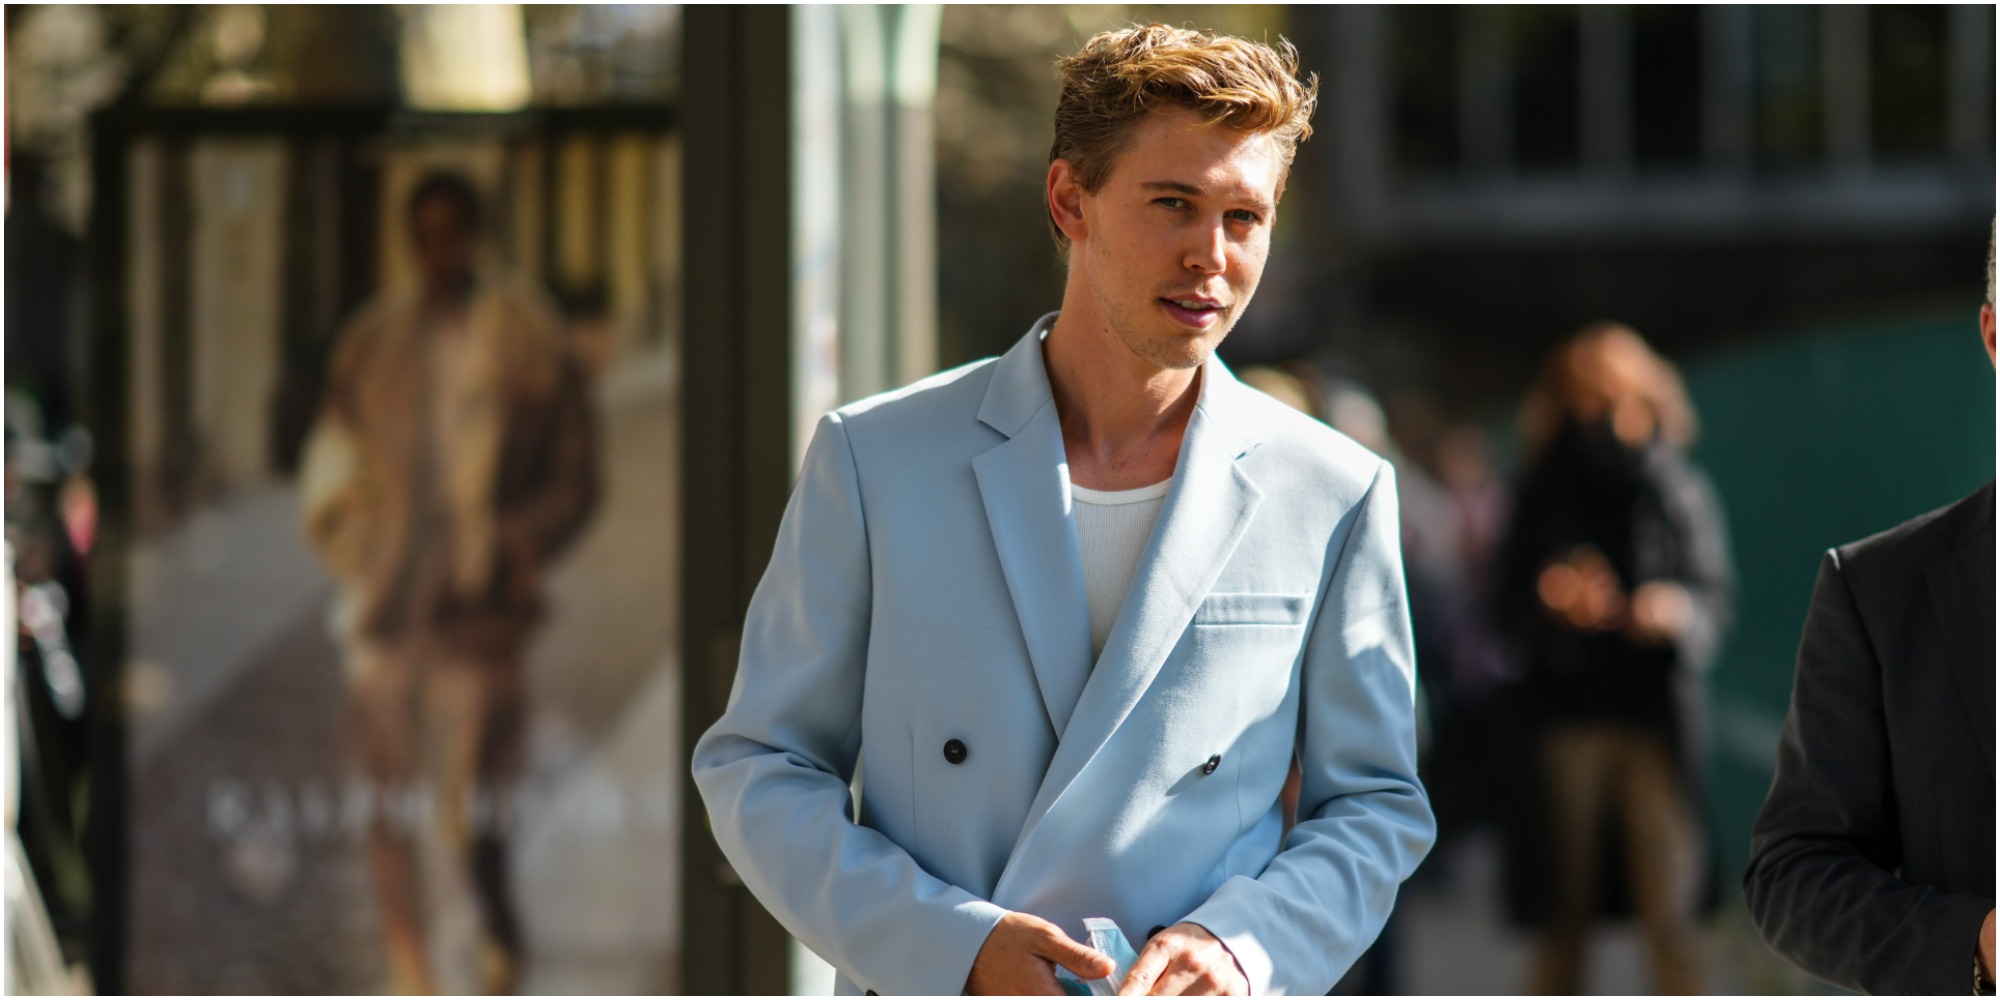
[422, 271, 475, 310]
[1044, 308, 1201, 491]
[421, 289, 472, 329]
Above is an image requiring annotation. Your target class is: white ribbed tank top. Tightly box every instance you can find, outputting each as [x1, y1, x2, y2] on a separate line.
[1070, 478, 1170, 659]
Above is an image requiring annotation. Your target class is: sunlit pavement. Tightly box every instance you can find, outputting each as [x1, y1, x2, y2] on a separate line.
[1392, 828, 1833, 996]
[1394, 832, 1655, 995]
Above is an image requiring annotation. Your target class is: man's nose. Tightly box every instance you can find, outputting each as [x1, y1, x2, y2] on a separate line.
[1184, 220, 1227, 274]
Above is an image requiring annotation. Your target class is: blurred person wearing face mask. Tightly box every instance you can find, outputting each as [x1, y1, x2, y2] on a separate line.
[299, 171, 599, 994]
[1495, 323, 1735, 995]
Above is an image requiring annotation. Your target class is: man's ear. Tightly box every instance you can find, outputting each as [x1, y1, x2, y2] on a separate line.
[1047, 159, 1088, 245]
[1981, 303, 1995, 368]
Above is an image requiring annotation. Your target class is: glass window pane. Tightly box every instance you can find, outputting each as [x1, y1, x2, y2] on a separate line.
[1751, 6, 1823, 173]
[1871, 5, 1949, 160]
[1632, 6, 1703, 170]
[1512, 7, 1581, 173]
[1392, 6, 1461, 176]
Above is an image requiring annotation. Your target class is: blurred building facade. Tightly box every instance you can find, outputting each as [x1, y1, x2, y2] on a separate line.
[1281, 5, 1994, 407]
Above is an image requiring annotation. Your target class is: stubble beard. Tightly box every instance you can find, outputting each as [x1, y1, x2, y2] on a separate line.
[1126, 314, 1211, 370]
[1093, 277, 1231, 373]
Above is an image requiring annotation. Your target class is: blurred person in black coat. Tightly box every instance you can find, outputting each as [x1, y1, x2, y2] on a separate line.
[1742, 241, 1996, 995]
[1496, 322, 1735, 995]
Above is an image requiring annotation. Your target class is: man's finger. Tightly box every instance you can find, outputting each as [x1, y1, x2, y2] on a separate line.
[1115, 940, 1170, 996]
[1152, 960, 1212, 996]
[1035, 927, 1115, 981]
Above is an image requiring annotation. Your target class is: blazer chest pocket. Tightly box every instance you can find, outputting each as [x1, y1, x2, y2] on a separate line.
[1192, 592, 1309, 626]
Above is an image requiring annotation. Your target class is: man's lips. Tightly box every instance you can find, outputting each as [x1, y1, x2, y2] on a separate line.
[1160, 295, 1226, 328]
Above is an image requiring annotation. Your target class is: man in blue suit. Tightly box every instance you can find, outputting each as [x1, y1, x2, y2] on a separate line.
[693, 25, 1434, 996]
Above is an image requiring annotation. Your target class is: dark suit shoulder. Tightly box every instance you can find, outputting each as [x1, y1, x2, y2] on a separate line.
[1834, 480, 1994, 580]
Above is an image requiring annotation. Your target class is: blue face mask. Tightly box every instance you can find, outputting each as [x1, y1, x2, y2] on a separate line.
[1055, 918, 1143, 996]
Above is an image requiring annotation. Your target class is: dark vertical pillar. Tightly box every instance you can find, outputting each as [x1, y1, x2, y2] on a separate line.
[679, 7, 797, 996]
[539, 135, 559, 294]
[83, 107, 132, 998]
[272, 137, 328, 476]
[336, 137, 380, 317]
[156, 138, 196, 521]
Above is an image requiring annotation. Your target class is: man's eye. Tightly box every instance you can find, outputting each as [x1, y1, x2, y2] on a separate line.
[1228, 209, 1262, 224]
[1156, 197, 1190, 210]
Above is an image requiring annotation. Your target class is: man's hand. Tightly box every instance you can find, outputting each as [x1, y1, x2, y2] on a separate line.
[1116, 922, 1247, 996]
[1537, 547, 1628, 632]
[1626, 579, 1690, 644]
[1980, 910, 1995, 983]
[967, 911, 1115, 996]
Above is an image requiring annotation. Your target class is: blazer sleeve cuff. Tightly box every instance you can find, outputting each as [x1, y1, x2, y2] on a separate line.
[1181, 879, 1279, 995]
[1926, 894, 1996, 997]
[859, 895, 1009, 996]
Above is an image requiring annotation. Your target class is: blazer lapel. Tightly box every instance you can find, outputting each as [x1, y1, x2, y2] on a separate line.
[1928, 482, 1995, 776]
[1003, 363, 1264, 860]
[973, 321, 1095, 736]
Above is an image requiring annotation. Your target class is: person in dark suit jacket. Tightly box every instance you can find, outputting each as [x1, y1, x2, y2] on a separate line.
[1743, 248, 1997, 995]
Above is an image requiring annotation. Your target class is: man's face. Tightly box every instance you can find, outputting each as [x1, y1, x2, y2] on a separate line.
[412, 194, 475, 293]
[1068, 106, 1284, 371]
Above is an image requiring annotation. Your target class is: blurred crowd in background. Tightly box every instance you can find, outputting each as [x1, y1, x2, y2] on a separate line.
[4, 4, 1994, 995]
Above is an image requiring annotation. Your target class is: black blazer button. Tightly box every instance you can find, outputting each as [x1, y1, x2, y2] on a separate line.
[943, 738, 968, 765]
[1202, 754, 1221, 775]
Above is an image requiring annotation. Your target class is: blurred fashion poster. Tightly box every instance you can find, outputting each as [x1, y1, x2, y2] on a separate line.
[117, 129, 683, 993]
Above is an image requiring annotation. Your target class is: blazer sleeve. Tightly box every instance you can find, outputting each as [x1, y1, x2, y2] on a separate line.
[689, 412, 1008, 996]
[1181, 460, 1438, 995]
[1742, 550, 1991, 995]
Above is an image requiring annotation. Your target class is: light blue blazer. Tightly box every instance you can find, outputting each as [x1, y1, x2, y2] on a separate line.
[692, 315, 1434, 995]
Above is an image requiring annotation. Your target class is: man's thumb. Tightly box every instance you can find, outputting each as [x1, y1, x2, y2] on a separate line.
[1037, 930, 1115, 980]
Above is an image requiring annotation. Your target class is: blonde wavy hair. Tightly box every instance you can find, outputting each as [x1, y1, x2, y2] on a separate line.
[1048, 24, 1319, 251]
[1520, 321, 1699, 458]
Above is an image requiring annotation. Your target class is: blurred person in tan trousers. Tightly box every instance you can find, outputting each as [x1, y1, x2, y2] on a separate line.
[1496, 324, 1734, 994]
[300, 172, 599, 994]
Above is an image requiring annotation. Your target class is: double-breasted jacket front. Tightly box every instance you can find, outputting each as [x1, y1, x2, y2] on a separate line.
[693, 316, 1435, 995]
